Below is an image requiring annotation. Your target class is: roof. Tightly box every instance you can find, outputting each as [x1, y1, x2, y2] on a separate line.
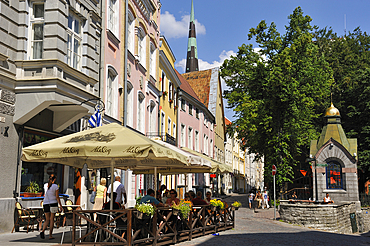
[175, 69, 201, 101]
[225, 117, 232, 126]
[181, 69, 213, 108]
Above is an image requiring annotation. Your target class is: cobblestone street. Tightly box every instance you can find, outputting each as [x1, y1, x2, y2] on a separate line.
[177, 194, 370, 246]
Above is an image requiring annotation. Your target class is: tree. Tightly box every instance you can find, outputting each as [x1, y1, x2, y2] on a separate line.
[220, 7, 333, 187]
[314, 27, 370, 176]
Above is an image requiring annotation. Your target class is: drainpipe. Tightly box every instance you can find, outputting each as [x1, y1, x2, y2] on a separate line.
[99, 0, 106, 99]
[123, 0, 128, 127]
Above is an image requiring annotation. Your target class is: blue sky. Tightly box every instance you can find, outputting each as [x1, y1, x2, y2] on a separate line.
[159, 0, 370, 120]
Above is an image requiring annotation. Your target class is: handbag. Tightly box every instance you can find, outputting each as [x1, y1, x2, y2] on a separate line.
[90, 191, 96, 204]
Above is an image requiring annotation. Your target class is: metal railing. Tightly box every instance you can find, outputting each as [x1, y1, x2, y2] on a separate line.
[146, 132, 176, 146]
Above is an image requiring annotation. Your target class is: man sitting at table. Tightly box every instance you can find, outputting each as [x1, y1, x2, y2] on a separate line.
[102, 192, 121, 210]
[140, 189, 165, 207]
[192, 191, 208, 205]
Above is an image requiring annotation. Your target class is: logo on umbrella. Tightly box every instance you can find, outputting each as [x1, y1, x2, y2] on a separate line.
[30, 150, 48, 158]
[91, 146, 112, 155]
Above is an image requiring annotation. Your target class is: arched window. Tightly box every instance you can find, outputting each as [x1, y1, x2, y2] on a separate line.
[137, 92, 145, 133]
[137, 27, 146, 67]
[106, 66, 118, 117]
[149, 42, 156, 78]
[326, 161, 343, 189]
[126, 81, 134, 127]
[127, 11, 135, 53]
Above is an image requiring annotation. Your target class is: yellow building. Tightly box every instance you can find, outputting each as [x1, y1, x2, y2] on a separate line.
[157, 36, 181, 189]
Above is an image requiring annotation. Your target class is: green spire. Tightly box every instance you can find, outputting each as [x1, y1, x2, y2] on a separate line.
[186, 0, 199, 72]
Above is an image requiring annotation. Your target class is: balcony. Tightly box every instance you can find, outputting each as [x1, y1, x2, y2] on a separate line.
[146, 132, 176, 146]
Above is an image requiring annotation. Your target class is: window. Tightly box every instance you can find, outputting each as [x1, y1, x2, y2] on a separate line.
[196, 108, 199, 119]
[150, 43, 156, 78]
[173, 123, 176, 137]
[108, 0, 118, 36]
[181, 124, 185, 147]
[137, 28, 146, 66]
[126, 82, 134, 127]
[161, 112, 165, 134]
[168, 118, 171, 135]
[137, 92, 145, 133]
[106, 67, 118, 117]
[181, 99, 186, 111]
[188, 127, 193, 149]
[127, 11, 135, 53]
[189, 104, 193, 115]
[149, 101, 156, 133]
[204, 134, 208, 155]
[29, 3, 44, 59]
[326, 161, 343, 189]
[195, 131, 199, 151]
[169, 82, 173, 101]
[67, 13, 82, 70]
[161, 71, 166, 93]
[210, 139, 213, 158]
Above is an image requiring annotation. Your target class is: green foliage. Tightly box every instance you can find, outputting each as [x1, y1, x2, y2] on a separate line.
[314, 27, 370, 173]
[271, 199, 280, 207]
[232, 201, 242, 208]
[221, 7, 332, 186]
[172, 201, 192, 219]
[135, 195, 142, 205]
[210, 199, 225, 209]
[25, 181, 40, 193]
[135, 202, 155, 217]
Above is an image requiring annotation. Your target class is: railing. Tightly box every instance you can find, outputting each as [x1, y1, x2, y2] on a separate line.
[71, 205, 235, 245]
[281, 187, 312, 200]
[146, 132, 176, 146]
[360, 193, 370, 207]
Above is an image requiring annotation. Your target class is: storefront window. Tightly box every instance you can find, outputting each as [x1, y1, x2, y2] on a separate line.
[21, 130, 63, 193]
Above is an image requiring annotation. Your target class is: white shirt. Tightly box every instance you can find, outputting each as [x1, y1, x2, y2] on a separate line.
[107, 181, 126, 204]
[324, 196, 331, 203]
[44, 183, 59, 205]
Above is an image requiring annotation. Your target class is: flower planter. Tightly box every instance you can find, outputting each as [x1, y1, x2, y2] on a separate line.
[172, 209, 180, 216]
[231, 206, 239, 211]
[136, 211, 150, 220]
[21, 192, 42, 198]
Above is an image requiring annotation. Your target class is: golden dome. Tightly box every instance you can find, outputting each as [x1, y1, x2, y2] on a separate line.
[325, 103, 340, 116]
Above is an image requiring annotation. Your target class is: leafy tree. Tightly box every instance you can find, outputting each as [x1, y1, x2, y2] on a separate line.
[221, 7, 333, 186]
[314, 27, 370, 174]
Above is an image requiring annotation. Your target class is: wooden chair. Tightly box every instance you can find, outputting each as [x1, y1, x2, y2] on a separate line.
[12, 202, 37, 233]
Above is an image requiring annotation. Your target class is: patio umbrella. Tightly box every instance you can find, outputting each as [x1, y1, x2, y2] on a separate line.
[133, 140, 212, 175]
[181, 147, 233, 173]
[22, 123, 191, 208]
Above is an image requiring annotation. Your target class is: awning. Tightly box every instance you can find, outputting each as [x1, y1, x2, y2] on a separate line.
[181, 147, 233, 173]
[133, 140, 212, 174]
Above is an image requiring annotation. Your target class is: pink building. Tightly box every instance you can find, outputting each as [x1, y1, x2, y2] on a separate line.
[176, 70, 215, 193]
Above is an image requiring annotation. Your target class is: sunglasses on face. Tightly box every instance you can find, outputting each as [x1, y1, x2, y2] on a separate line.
[170, 193, 175, 195]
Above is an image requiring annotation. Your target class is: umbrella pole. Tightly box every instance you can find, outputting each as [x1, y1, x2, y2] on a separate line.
[154, 167, 157, 198]
[110, 158, 114, 211]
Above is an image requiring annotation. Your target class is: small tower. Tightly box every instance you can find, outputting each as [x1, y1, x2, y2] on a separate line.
[185, 0, 199, 73]
[310, 103, 359, 206]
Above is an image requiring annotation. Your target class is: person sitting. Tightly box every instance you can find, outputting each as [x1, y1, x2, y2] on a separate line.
[192, 191, 208, 205]
[189, 191, 196, 201]
[205, 191, 212, 203]
[290, 191, 298, 200]
[162, 190, 169, 204]
[323, 193, 334, 204]
[102, 192, 121, 210]
[166, 189, 180, 206]
[140, 189, 165, 207]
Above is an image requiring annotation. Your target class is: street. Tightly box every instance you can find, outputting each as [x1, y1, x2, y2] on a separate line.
[1, 193, 370, 246]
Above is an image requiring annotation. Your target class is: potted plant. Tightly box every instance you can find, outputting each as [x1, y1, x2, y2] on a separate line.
[174, 105, 178, 110]
[23, 181, 42, 197]
[162, 91, 168, 97]
[210, 199, 225, 211]
[169, 99, 173, 104]
[231, 201, 242, 210]
[135, 202, 155, 219]
[172, 201, 192, 219]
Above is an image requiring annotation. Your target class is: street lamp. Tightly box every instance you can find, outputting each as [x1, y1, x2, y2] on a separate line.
[306, 157, 318, 202]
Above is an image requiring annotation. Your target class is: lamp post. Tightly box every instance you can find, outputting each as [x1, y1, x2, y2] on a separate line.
[306, 157, 318, 202]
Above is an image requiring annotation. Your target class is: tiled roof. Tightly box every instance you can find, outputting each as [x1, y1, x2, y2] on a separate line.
[225, 117, 232, 126]
[175, 70, 201, 101]
[181, 69, 213, 107]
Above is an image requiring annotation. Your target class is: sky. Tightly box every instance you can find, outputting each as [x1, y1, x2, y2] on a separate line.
[159, 0, 370, 120]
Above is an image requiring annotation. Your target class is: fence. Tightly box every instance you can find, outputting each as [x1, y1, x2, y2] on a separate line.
[70, 205, 235, 245]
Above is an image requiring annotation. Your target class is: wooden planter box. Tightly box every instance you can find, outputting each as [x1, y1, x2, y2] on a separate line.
[21, 192, 42, 197]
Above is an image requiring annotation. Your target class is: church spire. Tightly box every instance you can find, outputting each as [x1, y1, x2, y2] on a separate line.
[185, 0, 199, 73]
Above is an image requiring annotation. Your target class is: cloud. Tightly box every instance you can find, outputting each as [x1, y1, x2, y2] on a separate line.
[160, 11, 206, 39]
[175, 50, 236, 73]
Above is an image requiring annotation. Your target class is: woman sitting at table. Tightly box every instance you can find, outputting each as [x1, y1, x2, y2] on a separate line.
[166, 189, 180, 206]
[40, 174, 63, 240]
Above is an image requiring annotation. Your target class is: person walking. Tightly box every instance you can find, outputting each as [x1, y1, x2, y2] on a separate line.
[262, 190, 269, 209]
[93, 178, 107, 221]
[107, 176, 127, 207]
[248, 191, 255, 209]
[40, 174, 63, 240]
